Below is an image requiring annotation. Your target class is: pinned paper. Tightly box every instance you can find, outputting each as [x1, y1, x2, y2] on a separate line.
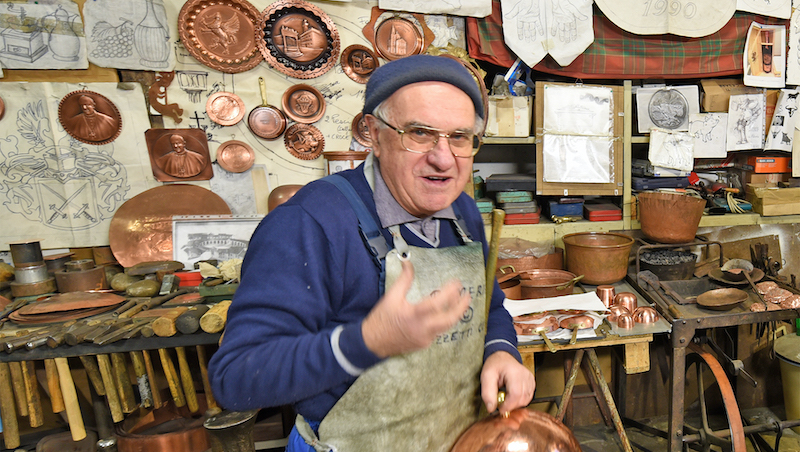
[744, 22, 786, 88]
[727, 93, 766, 151]
[689, 113, 728, 158]
[648, 128, 694, 172]
[765, 89, 799, 151]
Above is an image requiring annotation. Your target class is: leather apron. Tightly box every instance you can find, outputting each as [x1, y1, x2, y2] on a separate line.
[299, 223, 486, 452]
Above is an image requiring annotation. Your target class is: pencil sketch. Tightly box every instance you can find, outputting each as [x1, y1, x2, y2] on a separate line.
[689, 113, 727, 158]
[504, 0, 545, 42]
[727, 94, 765, 151]
[378, 0, 490, 17]
[649, 129, 694, 172]
[766, 89, 798, 151]
[0, 2, 88, 69]
[550, 0, 588, 43]
[173, 216, 262, 268]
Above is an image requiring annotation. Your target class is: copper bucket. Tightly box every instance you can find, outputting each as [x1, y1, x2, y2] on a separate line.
[563, 232, 634, 285]
[637, 192, 706, 243]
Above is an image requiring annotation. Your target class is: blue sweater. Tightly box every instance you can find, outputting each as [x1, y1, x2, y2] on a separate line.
[208, 165, 521, 421]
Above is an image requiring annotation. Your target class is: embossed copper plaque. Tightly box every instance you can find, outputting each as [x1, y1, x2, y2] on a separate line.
[284, 123, 324, 160]
[216, 139, 255, 173]
[351, 112, 371, 147]
[145, 128, 213, 182]
[282, 84, 325, 124]
[363, 8, 434, 61]
[340, 44, 379, 84]
[257, 0, 340, 79]
[58, 90, 122, 145]
[206, 91, 246, 126]
[178, 0, 263, 73]
[109, 184, 231, 268]
[248, 76, 287, 140]
[0, 96, 4, 121]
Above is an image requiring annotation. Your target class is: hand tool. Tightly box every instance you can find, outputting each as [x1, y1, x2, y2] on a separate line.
[152, 307, 189, 337]
[176, 346, 199, 413]
[196, 345, 219, 413]
[96, 354, 124, 422]
[78, 355, 106, 396]
[128, 350, 153, 408]
[0, 362, 20, 449]
[111, 352, 136, 413]
[158, 348, 186, 407]
[47, 320, 85, 348]
[485, 209, 505, 323]
[43, 358, 65, 413]
[200, 300, 232, 333]
[177, 304, 211, 335]
[142, 349, 164, 408]
[8, 361, 28, 417]
[54, 357, 87, 441]
[64, 319, 103, 346]
[20, 360, 44, 427]
[142, 288, 191, 310]
[94, 320, 150, 346]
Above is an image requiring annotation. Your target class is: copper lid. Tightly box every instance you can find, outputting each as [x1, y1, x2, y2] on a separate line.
[340, 44, 379, 84]
[108, 184, 231, 268]
[363, 8, 434, 61]
[284, 123, 324, 160]
[282, 84, 325, 124]
[178, 0, 263, 73]
[256, 0, 340, 79]
[351, 112, 371, 147]
[58, 90, 122, 145]
[206, 91, 246, 126]
[145, 128, 213, 182]
[216, 140, 255, 173]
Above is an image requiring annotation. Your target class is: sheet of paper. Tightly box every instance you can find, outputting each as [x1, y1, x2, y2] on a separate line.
[737, 0, 792, 19]
[379, 0, 491, 17]
[209, 162, 258, 215]
[542, 135, 612, 183]
[636, 85, 700, 133]
[0, 2, 88, 69]
[689, 113, 728, 158]
[787, 0, 800, 85]
[595, 0, 736, 37]
[765, 89, 799, 151]
[648, 128, 694, 171]
[543, 84, 613, 136]
[504, 291, 608, 317]
[744, 22, 787, 88]
[727, 93, 766, 151]
[0, 82, 155, 249]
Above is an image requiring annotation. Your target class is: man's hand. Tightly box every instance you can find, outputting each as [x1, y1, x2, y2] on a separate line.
[362, 258, 471, 358]
[481, 351, 536, 414]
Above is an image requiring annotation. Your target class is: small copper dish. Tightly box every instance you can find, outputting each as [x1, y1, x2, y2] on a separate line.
[58, 90, 122, 145]
[614, 292, 638, 314]
[216, 140, 255, 173]
[257, 0, 340, 79]
[363, 7, 434, 61]
[340, 44, 379, 84]
[284, 123, 324, 160]
[351, 112, 371, 147]
[178, 0, 263, 73]
[248, 77, 287, 140]
[206, 92, 245, 126]
[633, 306, 660, 324]
[282, 84, 325, 124]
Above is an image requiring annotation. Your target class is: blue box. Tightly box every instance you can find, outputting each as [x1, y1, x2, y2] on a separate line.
[547, 200, 583, 217]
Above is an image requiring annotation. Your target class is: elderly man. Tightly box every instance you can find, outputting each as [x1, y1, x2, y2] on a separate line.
[209, 54, 535, 452]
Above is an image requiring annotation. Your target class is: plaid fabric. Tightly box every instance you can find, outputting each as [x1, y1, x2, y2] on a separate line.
[467, 1, 788, 79]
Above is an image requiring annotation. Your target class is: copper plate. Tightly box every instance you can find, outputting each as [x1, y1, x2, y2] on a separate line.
[58, 90, 122, 145]
[206, 91, 246, 126]
[282, 84, 326, 124]
[363, 8, 434, 61]
[178, 0, 263, 74]
[18, 291, 125, 315]
[109, 184, 231, 268]
[0, 96, 5, 121]
[216, 139, 255, 173]
[351, 112, 371, 147]
[145, 128, 213, 182]
[256, 0, 340, 79]
[340, 44, 379, 84]
[284, 123, 324, 160]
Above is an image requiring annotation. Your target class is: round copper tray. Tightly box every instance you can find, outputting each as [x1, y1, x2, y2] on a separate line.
[284, 123, 324, 160]
[351, 112, 371, 147]
[697, 288, 749, 311]
[109, 185, 231, 268]
[256, 0, 340, 79]
[216, 140, 255, 173]
[340, 44, 379, 84]
[282, 84, 325, 124]
[206, 91, 246, 126]
[363, 8, 434, 62]
[178, 0, 263, 74]
[58, 90, 122, 145]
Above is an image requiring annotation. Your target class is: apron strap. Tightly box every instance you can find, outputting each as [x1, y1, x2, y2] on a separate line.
[295, 415, 335, 452]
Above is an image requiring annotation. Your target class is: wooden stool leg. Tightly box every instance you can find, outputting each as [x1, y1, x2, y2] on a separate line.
[586, 349, 633, 452]
[555, 349, 584, 422]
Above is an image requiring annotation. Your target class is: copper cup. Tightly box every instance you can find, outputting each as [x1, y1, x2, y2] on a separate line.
[614, 292, 638, 313]
[607, 305, 630, 322]
[633, 306, 660, 324]
[595, 285, 615, 308]
[617, 313, 635, 329]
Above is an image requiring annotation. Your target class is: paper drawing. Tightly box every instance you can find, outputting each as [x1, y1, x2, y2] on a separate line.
[744, 22, 786, 88]
[648, 129, 694, 172]
[765, 89, 798, 151]
[737, 0, 792, 19]
[787, 1, 800, 85]
[689, 113, 727, 158]
[595, 0, 736, 37]
[0, 2, 88, 69]
[542, 135, 611, 183]
[543, 85, 613, 136]
[726, 93, 766, 151]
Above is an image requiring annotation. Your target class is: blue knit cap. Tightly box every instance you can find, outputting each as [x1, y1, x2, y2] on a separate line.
[362, 54, 485, 119]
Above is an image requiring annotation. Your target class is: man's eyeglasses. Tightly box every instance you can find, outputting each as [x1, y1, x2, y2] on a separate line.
[372, 115, 481, 158]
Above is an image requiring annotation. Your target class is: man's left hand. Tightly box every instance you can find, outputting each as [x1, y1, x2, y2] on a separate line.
[480, 351, 536, 414]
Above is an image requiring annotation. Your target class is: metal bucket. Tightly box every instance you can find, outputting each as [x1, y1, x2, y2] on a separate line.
[640, 249, 697, 281]
[563, 232, 634, 285]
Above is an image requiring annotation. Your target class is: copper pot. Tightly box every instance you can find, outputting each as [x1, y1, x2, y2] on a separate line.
[267, 184, 304, 212]
[500, 279, 522, 300]
[613, 292, 639, 313]
[637, 192, 706, 244]
[451, 408, 581, 452]
[518, 269, 582, 299]
[595, 285, 615, 308]
[562, 232, 634, 285]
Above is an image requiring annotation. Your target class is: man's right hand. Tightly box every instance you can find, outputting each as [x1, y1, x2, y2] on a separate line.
[361, 258, 471, 358]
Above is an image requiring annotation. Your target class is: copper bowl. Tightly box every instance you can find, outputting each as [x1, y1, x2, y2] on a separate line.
[562, 232, 634, 285]
[267, 184, 304, 212]
[607, 305, 630, 322]
[633, 306, 659, 324]
[637, 192, 706, 244]
[451, 409, 581, 452]
[613, 292, 639, 314]
[617, 313, 635, 329]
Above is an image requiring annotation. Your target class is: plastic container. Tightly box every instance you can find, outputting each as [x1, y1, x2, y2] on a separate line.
[562, 232, 634, 285]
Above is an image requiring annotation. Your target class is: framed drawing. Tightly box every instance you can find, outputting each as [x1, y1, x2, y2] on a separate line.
[172, 215, 263, 269]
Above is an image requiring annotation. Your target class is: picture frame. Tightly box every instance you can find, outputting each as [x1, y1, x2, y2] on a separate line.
[172, 214, 263, 269]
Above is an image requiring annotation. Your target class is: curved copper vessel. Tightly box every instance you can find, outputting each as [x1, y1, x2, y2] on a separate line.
[248, 76, 287, 140]
[451, 409, 581, 452]
[637, 192, 706, 244]
[268, 184, 303, 211]
[206, 92, 246, 126]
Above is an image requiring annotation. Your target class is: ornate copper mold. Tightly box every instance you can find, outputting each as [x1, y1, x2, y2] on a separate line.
[340, 44, 379, 84]
[351, 112, 371, 147]
[256, 0, 340, 79]
[284, 123, 324, 160]
[206, 91, 246, 126]
[145, 128, 213, 182]
[282, 84, 325, 124]
[178, 0, 263, 73]
[216, 139, 255, 173]
[362, 7, 434, 61]
[58, 90, 122, 145]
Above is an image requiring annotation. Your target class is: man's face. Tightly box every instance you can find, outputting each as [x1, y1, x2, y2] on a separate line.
[80, 98, 96, 115]
[367, 81, 476, 218]
[170, 136, 186, 153]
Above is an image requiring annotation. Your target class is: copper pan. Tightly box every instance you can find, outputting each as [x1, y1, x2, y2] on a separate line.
[247, 77, 286, 140]
[451, 408, 581, 452]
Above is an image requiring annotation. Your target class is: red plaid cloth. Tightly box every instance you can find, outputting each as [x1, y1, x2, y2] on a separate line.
[467, 1, 788, 79]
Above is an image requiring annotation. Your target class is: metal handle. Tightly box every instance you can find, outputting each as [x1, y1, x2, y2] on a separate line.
[258, 77, 268, 107]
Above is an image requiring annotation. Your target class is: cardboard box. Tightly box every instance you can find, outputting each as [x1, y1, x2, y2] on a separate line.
[747, 156, 791, 173]
[485, 95, 532, 137]
[700, 79, 762, 112]
[746, 184, 800, 216]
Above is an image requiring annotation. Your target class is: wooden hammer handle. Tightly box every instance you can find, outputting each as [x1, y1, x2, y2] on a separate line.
[175, 347, 199, 413]
[111, 353, 136, 414]
[158, 348, 186, 408]
[196, 345, 219, 412]
[96, 354, 123, 423]
[44, 359, 65, 413]
[54, 357, 87, 441]
[200, 300, 232, 333]
[78, 355, 106, 396]
[0, 362, 20, 449]
[20, 361, 43, 427]
[8, 361, 27, 417]
[142, 350, 163, 408]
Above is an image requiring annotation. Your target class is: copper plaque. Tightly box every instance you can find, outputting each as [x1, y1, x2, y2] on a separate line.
[351, 112, 371, 147]
[178, 0, 263, 74]
[284, 123, 324, 160]
[340, 44, 379, 84]
[58, 90, 122, 145]
[282, 84, 325, 124]
[145, 128, 213, 182]
[0, 96, 4, 121]
[363, 7, 434, 61]
[257, 0, 340, 79]
[216, 140, 255, 173]
[109, 184, 231, 268]
[206, 91, 246, 126]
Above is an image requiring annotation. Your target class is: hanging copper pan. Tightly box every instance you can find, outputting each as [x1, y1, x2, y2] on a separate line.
[248, 77, 287, 140]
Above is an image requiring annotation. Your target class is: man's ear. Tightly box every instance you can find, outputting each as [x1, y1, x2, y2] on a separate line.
[364, 115, 381, 157]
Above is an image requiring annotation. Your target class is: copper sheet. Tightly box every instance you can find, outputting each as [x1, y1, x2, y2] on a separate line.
[256, 0, 340, 79]
[282, 84, 325, 124]
[216, 140, 255, 173]
[284, 123, 324, 160]
[146, 128, 213, 182]
[206, 91, 246, 126]
[363, 8, 434, 61]
[248, 76, 287, 140]
[351, 112, 371, 147]
[58, 90, 122, 145]
[18, 292, 124, 315]
[109, 185, 231, 268]
[178, 0, 263, 74]
[340, 44, 379, 84]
